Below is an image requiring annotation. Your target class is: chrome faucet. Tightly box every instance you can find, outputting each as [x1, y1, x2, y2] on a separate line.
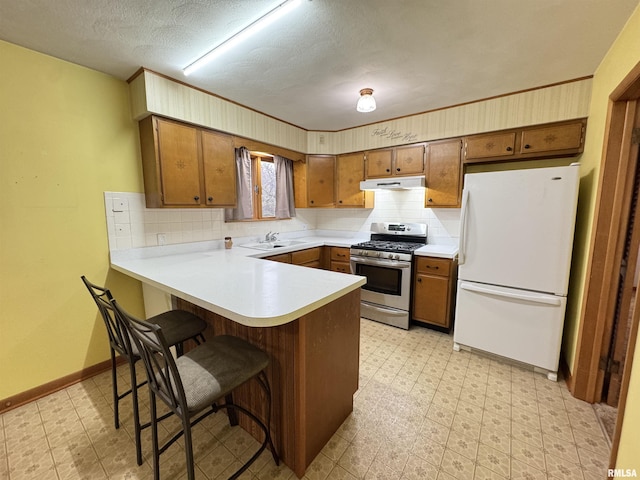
[264, 231, 278, 242]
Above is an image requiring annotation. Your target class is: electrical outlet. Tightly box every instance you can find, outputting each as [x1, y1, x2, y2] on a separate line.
[157, 233, 166, 246]
[112, 198, 129, 213]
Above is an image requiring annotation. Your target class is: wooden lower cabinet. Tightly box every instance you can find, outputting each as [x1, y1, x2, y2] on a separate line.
[175, 290, 361, 478]
[330, 247, 351, 273]
[264, 246, 352, 272]
[264, 247, 322, 268]
[412, 256, 457, 330]
[291, 247, 321, 268]
[264, 252, 292, 263]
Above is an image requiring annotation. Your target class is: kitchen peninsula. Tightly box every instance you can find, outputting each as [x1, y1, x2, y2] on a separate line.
[110, 241, 366, 478]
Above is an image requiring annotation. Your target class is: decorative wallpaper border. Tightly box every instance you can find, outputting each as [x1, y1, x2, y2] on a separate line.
[129, 70, 592, 156]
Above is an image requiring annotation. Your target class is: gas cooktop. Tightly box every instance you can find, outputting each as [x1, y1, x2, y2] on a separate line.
[352, 240, 426, 254]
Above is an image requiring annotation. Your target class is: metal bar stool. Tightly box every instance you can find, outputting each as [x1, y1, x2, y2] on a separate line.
[111, 298, 279, 480]
[81, 276, 207, 465]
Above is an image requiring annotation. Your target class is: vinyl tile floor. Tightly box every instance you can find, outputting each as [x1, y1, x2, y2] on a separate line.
[0, 319, 611, 480]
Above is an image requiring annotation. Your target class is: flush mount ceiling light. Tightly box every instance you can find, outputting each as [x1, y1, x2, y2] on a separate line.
[183, 0, 302, 76]
[356, 88, 376, 113]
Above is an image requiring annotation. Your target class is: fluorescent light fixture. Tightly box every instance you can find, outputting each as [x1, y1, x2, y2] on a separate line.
[357, 88, 376, 113]
[184, 0, 302, 76]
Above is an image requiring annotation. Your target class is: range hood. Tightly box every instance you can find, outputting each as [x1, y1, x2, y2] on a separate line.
[360, 175, 426, 191]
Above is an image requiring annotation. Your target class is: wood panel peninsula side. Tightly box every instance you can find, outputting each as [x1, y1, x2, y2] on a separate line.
[110, 249, 365, 478]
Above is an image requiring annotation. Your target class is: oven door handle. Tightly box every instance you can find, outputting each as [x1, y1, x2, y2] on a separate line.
[361, 301, 408, 316]
[350, 257, 411, 268]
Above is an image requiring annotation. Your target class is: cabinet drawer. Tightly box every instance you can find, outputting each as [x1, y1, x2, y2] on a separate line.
[330, 261, 351, 273]
[465, 133, 516, 159]
[330, 247, 350, 262]
[415, 257, 451, 276]
[291, 247, 321, 265]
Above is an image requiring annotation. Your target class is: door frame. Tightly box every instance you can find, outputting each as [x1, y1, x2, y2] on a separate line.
[571, 60, 640, 466]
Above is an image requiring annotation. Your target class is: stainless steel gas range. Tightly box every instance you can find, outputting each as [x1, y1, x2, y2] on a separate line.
[350, 222, 427, 329]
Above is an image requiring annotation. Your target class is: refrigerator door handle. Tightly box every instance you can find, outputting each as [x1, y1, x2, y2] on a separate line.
[459, 282, 562, 306]
[458, 188, 470, 265]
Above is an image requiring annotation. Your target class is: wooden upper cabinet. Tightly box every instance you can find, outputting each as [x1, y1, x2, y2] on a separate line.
[463, 119, 586, 163]
[139, 115, 238, 208]
[520, 122, 584, 154]
[307, 155, 336, 207]
[201, 130, 236, 207]
[365, 145, 425, 178]
[365, 149, 394, 178]
[336, 153, 374, 208]
[395, 144, 426, 176]
[156, 118, 202, 206]
[464, 132, 516, 160]
[426, 139, 462, 208]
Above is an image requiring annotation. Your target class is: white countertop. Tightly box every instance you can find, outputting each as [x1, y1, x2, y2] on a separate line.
[414, 244, 459, 259]
[110, 233, 458, 326]
[110, 235, 366, 328]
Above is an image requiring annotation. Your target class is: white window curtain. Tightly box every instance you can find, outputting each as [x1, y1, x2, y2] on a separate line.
[274, 155, 296, 218]
[224, 147, 253, 221]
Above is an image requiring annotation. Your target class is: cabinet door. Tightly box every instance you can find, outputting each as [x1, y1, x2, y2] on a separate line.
[156, 118, 202, 205]
[307, 156, 335, 207]
[291, 247, 321, 265]
[201, 130, 236, 207]
[520, 122, 583, 154]
[265, 253, 291, 263]
[426, 139, 462, 207]
[413, 273, 450, 328]
[395, 144, 425, 176]
[464, 132, 516, 160]
[365, 149, 394, 178]
[336, 153, 369, 207]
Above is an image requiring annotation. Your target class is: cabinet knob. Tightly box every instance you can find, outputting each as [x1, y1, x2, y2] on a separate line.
[506, 146, 512, 151]
[428, 198, 433, 203]
[386, 169, 390, 172]
[524, 144, 531, 149]
[417, 278, 422, 283]
[194, 196, 200, 201]
[339, 200, 343, 204]
[208, 196, 213, 202]
[396, 168, 401, 172]
[310, 200, 314, 204]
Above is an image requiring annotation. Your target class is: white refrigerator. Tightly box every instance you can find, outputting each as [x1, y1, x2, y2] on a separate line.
[453, 164, 580, 380]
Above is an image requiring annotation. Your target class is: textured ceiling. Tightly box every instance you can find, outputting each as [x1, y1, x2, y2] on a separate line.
[1, 0, 638, 130]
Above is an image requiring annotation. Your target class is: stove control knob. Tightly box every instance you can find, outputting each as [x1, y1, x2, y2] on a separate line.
[375, 251, 382, 258]
[395, 254, 401, 260]
[362, 251, 368, 256]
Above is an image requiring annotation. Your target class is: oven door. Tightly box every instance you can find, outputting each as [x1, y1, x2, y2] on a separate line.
[350, 256, 411, 311]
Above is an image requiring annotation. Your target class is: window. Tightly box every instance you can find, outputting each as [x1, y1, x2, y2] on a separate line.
[253, 154, 277, 220]
[224, 148, 295, 222]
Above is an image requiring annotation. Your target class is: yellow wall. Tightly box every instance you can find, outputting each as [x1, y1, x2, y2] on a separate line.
[0, 40, 145, 400]
[555, 3, 640, 469]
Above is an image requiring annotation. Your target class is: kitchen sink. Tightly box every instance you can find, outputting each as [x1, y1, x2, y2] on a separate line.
[241, 240, 308, 250]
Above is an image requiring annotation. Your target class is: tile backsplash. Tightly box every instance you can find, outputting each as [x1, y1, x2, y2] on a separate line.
[104, 190, 460, 251]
